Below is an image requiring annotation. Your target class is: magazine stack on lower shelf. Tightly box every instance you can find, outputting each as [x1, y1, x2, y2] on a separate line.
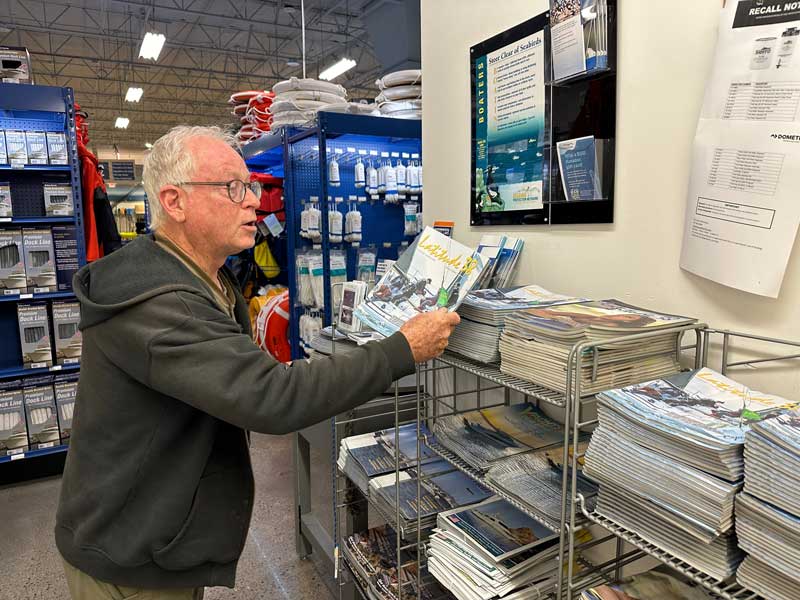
[736, 410, 800, 600]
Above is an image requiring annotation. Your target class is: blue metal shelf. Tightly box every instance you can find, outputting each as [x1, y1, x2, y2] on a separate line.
[0, 444, 68, 464]
[0, 216, 76, 226]
[0, 363, 79, 381]
[0, 290, 75, 303]
[0, 164, 71, 171]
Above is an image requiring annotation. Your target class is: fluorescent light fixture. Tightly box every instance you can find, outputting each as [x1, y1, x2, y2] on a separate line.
[286, 60, 300, 68]
[138, 32, 166, 61]
[319, 57, 356, 81]
[144, 142, 153, 149]
[125, 86, 144, 102]
[114, 117, 130, 129]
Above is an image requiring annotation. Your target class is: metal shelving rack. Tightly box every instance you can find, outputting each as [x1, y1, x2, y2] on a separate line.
[0, 83, 86, 481]
[559, 328, 800, 600]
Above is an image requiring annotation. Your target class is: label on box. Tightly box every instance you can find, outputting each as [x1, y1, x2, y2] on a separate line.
[0, 182, 11, 217]
[264, 213, 284, 236]
[25, 131, 48, 165]
[3, 289, 20, 296]
[0, 131, 7, 164]
[42, 183, 74, 216]
[22, 228, 56, 293]
[5, 131, 28, 163]
[45, 132, 68, 165]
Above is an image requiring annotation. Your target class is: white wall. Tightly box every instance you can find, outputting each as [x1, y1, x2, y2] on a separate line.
[421, 0, 800, 397]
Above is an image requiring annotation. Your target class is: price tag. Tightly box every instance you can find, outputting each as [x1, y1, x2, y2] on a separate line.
[351, 242, 360, 248]
[264, 213, 284, 236]
[20, 293, 33, 299]
[3, 289, 20, 296]
[402, 153, 410, 159]
[10, 452, 24, 461]
[50, 365, 63, 371]
[0, 217, 11, 223]
[383, 242, 392, 248]
[358, 149, 367, 155]
[391, 152, 400, 158]
[39, 442, 55, 449]
[10, 160, 25, 169]
[33, 288, 50, 294]
[31, 362, 47, 369]
[346, 147, 356, 153]
[369, 150, 378, 156]
[334, 148, 343, 155]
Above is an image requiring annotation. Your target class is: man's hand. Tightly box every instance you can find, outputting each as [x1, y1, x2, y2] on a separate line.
[399, 309, 461, 363]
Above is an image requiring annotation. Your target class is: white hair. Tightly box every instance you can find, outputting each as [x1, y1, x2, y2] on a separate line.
[142, 125, 239, 230]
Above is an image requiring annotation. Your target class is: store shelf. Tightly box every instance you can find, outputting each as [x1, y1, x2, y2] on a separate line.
[547, 66, 615, 87]
[240, 131, 284, 161]
[437, 352, 567, 407]
[0, 443, 68, 464]
[0, 290, 74, 303]
[427, 440, 563, 534]
[0, 216, 76, 226]
[0, 164, 71, 172]
[581, 507, 762, 600]
[0, 363, 79, 381]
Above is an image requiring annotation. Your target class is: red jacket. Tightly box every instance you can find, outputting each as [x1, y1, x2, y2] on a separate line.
[78, 142, 120, 261]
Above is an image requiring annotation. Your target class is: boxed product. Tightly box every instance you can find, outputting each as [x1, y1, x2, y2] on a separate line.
[0, 46, 33, 84]
[53, 373, 78, 445]
[52, 300, 81, 365]
[5, 130, 28, 164]
[22, 227, 56, 293]
[23, 375, 59, 450]
[45, 132, 68, 165]
[0, 228, 27, 295]
[0, 181, 11, 218]
[0, 130, 7, 164]
[0, 379, 27, 457]
[52, 225, 78, 292]
[42, 182, 74, 216]
[25, 131, 48, 165]
[17, 302, 52, 369]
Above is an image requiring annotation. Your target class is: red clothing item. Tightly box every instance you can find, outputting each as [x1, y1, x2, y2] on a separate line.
[78, 142, 102, 261]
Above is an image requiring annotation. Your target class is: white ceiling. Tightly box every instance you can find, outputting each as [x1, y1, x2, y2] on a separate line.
[2, 0, 384, 147]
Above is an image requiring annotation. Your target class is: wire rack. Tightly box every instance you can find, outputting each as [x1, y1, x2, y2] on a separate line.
[436, 352, 567, 406]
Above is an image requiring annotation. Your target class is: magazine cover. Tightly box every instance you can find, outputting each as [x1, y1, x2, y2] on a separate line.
[462, 285, 585, 311]
[443, 498, 558, 561]
[354, 227, 487, 337]
[508, 299, 695, 337]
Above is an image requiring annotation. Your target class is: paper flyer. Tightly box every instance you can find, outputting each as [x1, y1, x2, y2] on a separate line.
[680, 1, 800, 297]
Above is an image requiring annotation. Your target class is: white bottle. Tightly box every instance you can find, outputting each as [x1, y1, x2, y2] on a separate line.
[396, 160, 407, 194]
[417, 162, 423, 194]
[329, 155, 340, 187]
[751, 37, 776, 70]
[385, 161, 398, 195]
[778, 28, 799, 69]
[377, 161, 387, 194]
[367, 162, 378, 195]
[354, 157, 366, 188]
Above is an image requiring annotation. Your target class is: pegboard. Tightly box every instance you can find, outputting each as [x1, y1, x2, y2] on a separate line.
[3, 171, 71, 218]
[0, 110, 65, 134]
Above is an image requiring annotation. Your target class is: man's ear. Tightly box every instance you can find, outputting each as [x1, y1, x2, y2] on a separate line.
[159, 185, 187, 224]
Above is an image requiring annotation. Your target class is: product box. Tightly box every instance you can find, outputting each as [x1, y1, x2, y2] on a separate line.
[53, 373, 78, 445]
[42, 182, 74, 216]
[0, 46, 33, 84]
[45, 132, 68, 165]
[0, 131, 7, 164]
[5, 130, 28, 164]
[23, 375, 59, 450]
[25, 131, 48, 165]
[0, 181, 11, 218]
[52, 225, 78, 293]
[0, 379, 27, 457]
[17, 302, 52, 369]
[52, 300, 81, 366]
[22, 227, 56, 293]
[0, 228, 27, 295]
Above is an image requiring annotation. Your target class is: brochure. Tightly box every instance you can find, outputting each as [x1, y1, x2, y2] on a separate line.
[354, 227, 487, 337]
[556, 136, 606, 201]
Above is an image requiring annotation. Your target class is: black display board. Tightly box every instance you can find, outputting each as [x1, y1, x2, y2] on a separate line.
[471, 1, 617, 226]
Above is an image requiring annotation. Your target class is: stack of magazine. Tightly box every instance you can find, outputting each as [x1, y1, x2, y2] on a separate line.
[499, 300, 696, 395]
[368, 459, 493, 539]
[342, 525, 454, 600]
[472, 235, 525, 291]
[337, 423, 438, 494]
[354, 227, 487, 338]
[449, 286, 586, 363]
[736, 410, 800, 600]
[432, 403, 564, 473]
[549, 0, 610, 82]
[428, 498, 560, 600]
[584, 369, 797, 581]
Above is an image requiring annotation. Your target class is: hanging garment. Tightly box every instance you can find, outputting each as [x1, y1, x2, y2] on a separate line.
[77, 141, 121, 261]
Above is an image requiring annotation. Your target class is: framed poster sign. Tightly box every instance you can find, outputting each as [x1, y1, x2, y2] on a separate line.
[471, 14, 550, 226]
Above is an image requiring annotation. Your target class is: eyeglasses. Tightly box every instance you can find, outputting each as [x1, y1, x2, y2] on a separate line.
[176, 179, 262, 204]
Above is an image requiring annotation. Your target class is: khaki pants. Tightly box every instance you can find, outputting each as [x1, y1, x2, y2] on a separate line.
[63, 559, 204, 600]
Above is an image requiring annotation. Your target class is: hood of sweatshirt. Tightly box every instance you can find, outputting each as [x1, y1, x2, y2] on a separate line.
[73, 234, 216, 329]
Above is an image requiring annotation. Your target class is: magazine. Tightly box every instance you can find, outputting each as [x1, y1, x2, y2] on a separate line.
[440, 497, 559, 562]
[354, 227, 487, 337]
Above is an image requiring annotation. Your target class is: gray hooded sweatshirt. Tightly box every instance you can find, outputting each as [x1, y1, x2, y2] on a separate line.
[55, 235, 415, 589]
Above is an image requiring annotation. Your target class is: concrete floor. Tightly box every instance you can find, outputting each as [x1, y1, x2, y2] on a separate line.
[0, 433, 335, 600]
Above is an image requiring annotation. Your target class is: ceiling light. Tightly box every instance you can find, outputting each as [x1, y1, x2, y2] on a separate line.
[114, 117, 130, 129]
[286, 60, 300, 68]
[144, 142, 153, 149]
[138, 32, 166, 61]
[319, 57, 356, 81]
[125, 87, 144, 102]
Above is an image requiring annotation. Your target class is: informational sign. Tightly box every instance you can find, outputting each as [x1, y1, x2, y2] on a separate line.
[110, 160, 136, 181]
[680, 1, 800, 298]
[471, 15, 547, 223]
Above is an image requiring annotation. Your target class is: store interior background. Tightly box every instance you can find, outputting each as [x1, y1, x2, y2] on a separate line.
[422, 0, 800, 399]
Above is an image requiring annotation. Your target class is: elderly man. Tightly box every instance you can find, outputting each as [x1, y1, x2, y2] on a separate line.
[55, 126, 459, 599]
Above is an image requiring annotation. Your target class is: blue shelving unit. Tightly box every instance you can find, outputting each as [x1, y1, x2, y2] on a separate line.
[281, 112, 422, 359]
[0, 83, 87, 472]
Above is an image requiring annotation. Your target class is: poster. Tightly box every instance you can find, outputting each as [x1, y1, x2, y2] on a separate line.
[680, 1, 800, 298]
[473, 21, 546, 216]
